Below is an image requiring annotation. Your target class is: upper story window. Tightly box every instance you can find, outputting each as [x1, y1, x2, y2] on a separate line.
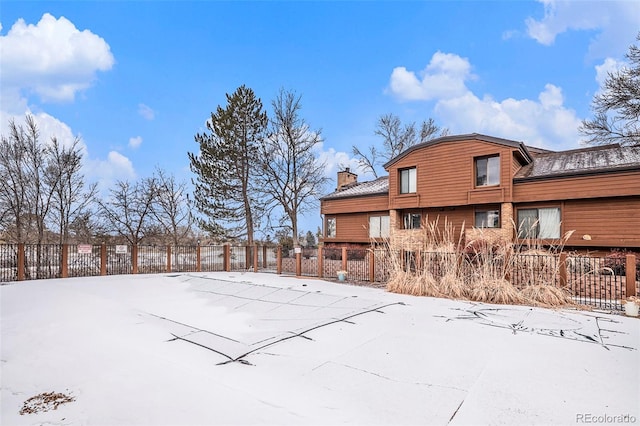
[475, 155, 500, 187]
[399, 167, 417, 194]
[403, 212, 422, 229]
[369, 216, 390, 238]
[517, 207, 561, 239]
[326, 217, 336, 238]
[475, 209, 500, 228]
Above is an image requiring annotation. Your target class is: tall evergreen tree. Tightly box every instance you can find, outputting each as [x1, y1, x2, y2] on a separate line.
[188, 85, 267, 244]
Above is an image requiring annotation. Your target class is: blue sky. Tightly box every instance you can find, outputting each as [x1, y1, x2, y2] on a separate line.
[1, 1, 638, 234]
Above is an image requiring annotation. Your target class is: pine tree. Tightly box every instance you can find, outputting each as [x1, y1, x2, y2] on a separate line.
[188, 85, 267, 244]
[580, 33, 640, 146]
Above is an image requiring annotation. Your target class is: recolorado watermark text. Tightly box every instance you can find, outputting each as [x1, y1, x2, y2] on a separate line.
[576, 413, 637, 424]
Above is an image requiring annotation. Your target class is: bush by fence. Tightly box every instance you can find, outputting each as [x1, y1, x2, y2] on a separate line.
[0, 244, 637, 311]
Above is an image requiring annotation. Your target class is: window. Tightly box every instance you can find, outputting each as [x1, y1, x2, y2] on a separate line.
[475, 209, 500, 228]
[403, 212, 422, 229]
[369, 216, 390, 238]
[517, 208, 561, 239]
[399, 167, 417, 194]
[476, 156, 500, 187]
[326, 217, 336, 238]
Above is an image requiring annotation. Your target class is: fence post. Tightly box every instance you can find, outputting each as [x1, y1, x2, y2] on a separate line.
[245, 246, 251, 270]
[341, 247, 347, 272]
[196, 244, 201, 272]
[166, 246, 172, 273]
[61, 244, 68, 278]
[132, 245, 138, 274]
[318, 246, 324, 278]
[559, 252, 567, 287]
[17, 243, 25, 281]
[626, 254, 637, 297]
[100, 243, 107, 276]
[262, 245, 268, 268]
[276, 246, 282, 274]
[253, 244, 258, 273]
[224, 244, 230, 272]
[369, 249, 375, 282]
[296, 248, 302, 277]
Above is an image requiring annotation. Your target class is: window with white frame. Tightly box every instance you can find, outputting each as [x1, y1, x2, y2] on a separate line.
[403, 212, 422, 229]
[475, 155, 500, 187]
[369, 215, 390, 238]
[475, 209, 500, 228]
[517, 207, 561, 239]
[326, 217, 336, 238]
[399, 167, 417, 194]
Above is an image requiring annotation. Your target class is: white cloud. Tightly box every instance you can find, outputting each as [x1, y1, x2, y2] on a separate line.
[85, 151, 136, 192]
[129, 136, 143, 149]
[138, 104, 155, 120]
[388, 52, 474, 101]
[387, 53, 582, 150]
[525, 0, 640, 58]
[594, 57, 624, 88]
[0, 13, 114, 103]
[434, 84, 581, 150]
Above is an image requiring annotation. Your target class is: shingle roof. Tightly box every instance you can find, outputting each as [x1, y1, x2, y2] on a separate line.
[514, 144, 640, 181]
[321, 176, 389, 200]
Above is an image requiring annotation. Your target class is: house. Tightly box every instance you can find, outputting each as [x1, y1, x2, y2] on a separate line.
[320, 134, 640, 250]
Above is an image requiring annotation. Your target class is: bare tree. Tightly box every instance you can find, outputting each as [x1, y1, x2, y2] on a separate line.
[96, 178, 157, 245]
[151, 167, 194, 246]
[0, 119, 30, 242]
[47, 137, 98, 244]
[352, 114, 448, 177]
[257, 89, 329, 247]
[580, 33, 640, 146]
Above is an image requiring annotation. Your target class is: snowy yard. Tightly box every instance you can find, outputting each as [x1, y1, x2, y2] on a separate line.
[1, 272, 638, 425]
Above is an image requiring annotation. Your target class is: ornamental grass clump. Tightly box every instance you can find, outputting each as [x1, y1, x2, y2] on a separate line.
[520, 284, 575, 307]
[468, 278, 524, 304]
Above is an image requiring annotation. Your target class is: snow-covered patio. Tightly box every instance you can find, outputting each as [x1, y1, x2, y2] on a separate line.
[1, 272, 638, 425]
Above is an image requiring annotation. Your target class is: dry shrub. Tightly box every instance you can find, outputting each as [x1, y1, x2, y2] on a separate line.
[469, 278, 524, 304]
[413, 272, 440, 297]
[386, 270, 414, 294]
[439, 271, 468, 299]
[520, 285, 574, 307]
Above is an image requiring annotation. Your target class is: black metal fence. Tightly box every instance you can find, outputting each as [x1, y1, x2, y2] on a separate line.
[1, 243, 637, 311]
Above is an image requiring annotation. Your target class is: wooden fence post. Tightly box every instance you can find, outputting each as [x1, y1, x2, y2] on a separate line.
[132, 245, 138, 274]
[276, 246, 282, 275]
[61, 244, 68, 278]
[369, 249, 375, 282]
[318, 246, 324, 278]
[196, 244, 201, 272]
[559, 252, 567, 287]
[262, 245, 268, 268]
[253, 244, 259, 273]
[100, 243, 107, 276]
[224, 244, 230, 272]
[626, 254, 637, 297]
[296, 249, 302, 277]
[17, 243, 25, 281]
[341, 247, 347, 272]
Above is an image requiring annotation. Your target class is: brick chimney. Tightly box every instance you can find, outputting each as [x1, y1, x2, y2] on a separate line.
[337, 167, 357, 190]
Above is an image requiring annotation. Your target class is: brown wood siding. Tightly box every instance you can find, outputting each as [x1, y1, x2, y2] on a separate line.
[324, 211, 389, 243]
[561, 197, 640, 248]
[423, 207, 474, 236]
[321, 194, 388, 215]
[512, 171, 640, 202]
[387, 139, 519, 209]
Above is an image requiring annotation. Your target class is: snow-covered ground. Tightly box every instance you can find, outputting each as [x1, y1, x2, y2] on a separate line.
[1, 272, 638, 425]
